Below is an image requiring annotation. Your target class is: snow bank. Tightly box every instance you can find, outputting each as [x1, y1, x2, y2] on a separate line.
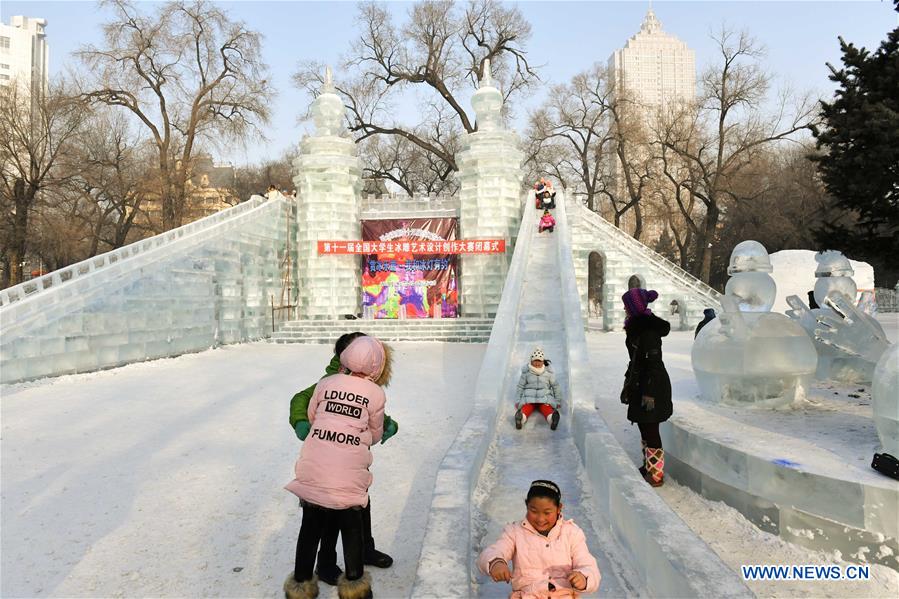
[770, 249, 875, 313]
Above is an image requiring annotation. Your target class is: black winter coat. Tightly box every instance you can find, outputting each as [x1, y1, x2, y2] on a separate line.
[622, 313, 673, 424]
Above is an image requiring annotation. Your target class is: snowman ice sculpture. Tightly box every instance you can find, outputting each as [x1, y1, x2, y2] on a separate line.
[692, 241, 817, 405]
[785, 250, 889, 383]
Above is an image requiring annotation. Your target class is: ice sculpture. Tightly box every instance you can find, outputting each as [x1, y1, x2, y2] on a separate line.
[872, 343, 899, 456]
[692, 241, 817, 405]
[785, 251, 889, 382]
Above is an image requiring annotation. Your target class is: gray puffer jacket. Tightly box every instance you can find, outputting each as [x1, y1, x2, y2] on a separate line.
[516, 364, 562, 409]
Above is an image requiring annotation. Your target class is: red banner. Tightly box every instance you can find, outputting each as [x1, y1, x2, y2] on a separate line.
[318, 239, 505, 255]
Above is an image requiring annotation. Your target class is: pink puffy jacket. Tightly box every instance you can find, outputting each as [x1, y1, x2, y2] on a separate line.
[478, 518, 601, 598]
[285, 337, 390, 509]
[539, 214, 556, 229]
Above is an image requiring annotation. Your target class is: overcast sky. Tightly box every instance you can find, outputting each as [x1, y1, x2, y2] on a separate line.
[4, 0, 897, 166]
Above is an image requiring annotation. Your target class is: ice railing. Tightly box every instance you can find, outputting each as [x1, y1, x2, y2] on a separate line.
[0, 194, 280, 311]
[359, 192, 459, 216]
[573, 199, 721, 303]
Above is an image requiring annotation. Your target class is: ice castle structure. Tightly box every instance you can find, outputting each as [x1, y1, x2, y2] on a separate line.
[786, 250, 890, 383]
[1, 63, 725, 384]
[692, 241, 817, 405]
[457, 59, 523, 317]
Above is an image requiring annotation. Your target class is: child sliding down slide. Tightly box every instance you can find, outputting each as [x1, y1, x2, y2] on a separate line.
[515, 348, 562, 431]
[478, 480, 601, 597]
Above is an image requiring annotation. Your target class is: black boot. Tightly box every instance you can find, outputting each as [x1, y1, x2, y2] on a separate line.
[362, 502, 393, 568]
[315, 563, 343, 586]
[364, 545, 393, 568]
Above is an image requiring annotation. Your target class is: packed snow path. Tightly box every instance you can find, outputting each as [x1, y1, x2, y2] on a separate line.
[471, 227, 635, 596]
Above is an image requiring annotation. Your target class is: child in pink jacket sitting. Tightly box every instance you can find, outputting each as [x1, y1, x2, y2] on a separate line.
[284, 335, 392, 599]
[478, 480, 600, 598]
[538, 210, 556, 234]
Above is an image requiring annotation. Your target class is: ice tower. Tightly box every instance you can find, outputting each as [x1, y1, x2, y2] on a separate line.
[693, 241, 817, 405]
[293, 67, 362, 318]
[457, 60, 523, 317]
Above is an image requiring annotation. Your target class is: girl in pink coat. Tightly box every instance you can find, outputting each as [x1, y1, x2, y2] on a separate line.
[478, 480, 601, 598]
[538, 210, 556, 234]
[284, 335, 392, 599]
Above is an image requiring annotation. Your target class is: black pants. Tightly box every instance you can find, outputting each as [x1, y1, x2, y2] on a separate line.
[637, 422, 662, 449]
[316, 501, 377, 569]
[294, 501, 364, 582]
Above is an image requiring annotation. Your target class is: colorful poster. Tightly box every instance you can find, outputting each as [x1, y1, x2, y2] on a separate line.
[361, 218, 459, 319]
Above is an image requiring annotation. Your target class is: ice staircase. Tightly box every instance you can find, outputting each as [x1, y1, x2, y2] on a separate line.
[270, 318, 493, 344]
[569, 200, 720, 330]
[0, 195, 293, 384]
[412, 192, 749, 597]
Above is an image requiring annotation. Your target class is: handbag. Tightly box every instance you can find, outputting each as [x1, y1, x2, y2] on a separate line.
[620, 363, 636, 404]
[620, 335, 642, 404]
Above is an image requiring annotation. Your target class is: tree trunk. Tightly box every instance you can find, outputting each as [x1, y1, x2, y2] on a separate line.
[1, 252, 10, 288]
[10, 178, 29, 285]
[632, 203, 643, 241]
[698, 203, 720, 283]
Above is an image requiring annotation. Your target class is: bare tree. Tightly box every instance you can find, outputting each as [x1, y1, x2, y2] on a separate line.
[653, 27, 818, 282]
[231, 148, 298, 201]
[526, 66, 613, 213]
[0, 78, 86, 285]
[293, 0, 539, 194]
[526, 64, 656, 238]
[63, 109, 156, 256]
[78, 0, 271, 230]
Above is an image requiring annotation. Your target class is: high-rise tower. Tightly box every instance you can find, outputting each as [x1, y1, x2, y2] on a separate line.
[0, 16, 49, 99]
[606, 9, 696, 244]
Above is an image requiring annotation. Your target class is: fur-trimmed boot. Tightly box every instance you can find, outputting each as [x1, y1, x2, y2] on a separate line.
[643, 447, 664, 487]
[337, 572, 373, 599]
[283, 573, 319, 599]
[639, 440, 648, 476]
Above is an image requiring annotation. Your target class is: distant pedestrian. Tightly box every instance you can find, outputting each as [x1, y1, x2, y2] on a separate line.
[693, 308, 716, 338]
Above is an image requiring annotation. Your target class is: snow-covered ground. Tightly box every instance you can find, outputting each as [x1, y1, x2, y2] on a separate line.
[1, 342, 484, 598]
[2, 315, 897, 598]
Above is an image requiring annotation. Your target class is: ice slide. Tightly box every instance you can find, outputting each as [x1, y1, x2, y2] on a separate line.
[412, 194, 749, 597]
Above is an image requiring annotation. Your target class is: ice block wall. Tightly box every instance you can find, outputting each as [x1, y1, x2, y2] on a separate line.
[0, 196, 295, 384]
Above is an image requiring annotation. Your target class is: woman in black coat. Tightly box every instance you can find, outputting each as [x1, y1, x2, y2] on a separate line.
[620, 288, 672, 487]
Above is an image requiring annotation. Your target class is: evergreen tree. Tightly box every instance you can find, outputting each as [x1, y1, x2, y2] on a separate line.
[811, 2, 899, 286]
